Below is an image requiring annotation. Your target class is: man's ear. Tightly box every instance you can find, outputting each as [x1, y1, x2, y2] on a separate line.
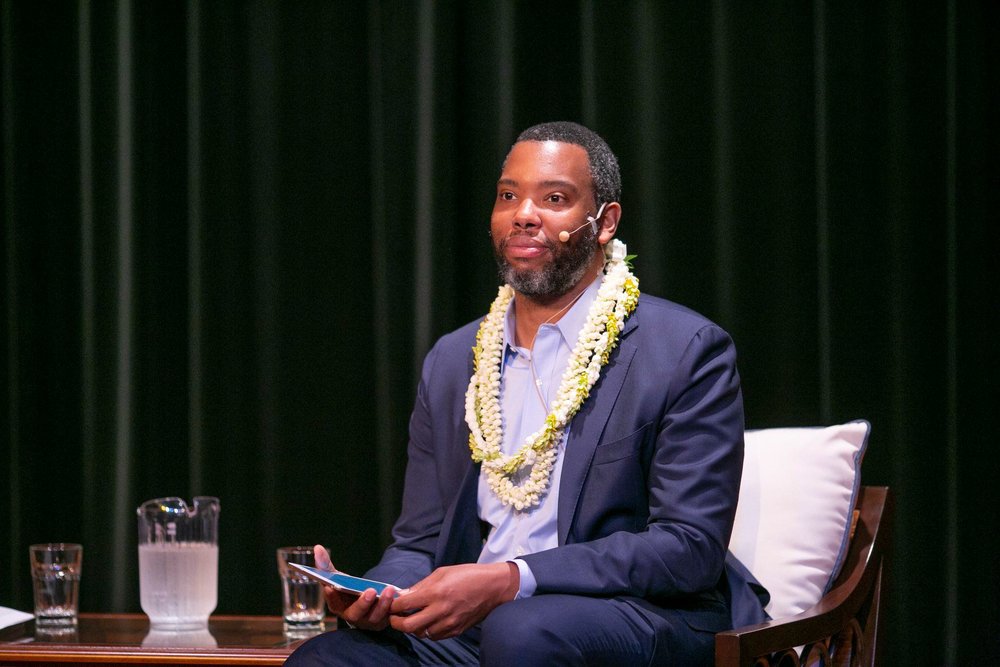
[597, 202, 621, 245]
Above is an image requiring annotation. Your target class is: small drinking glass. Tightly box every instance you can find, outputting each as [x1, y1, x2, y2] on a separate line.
[29, 544, 82, 627]
[277, 547, 326, 631]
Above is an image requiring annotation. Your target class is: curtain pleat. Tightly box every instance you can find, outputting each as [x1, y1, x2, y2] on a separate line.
[186, 0, 204, 496]
[110, 0, 134, 612]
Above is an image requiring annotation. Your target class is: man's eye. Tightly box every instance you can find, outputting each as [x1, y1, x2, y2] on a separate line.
[547, 194, 565, 203]
[499, 192, 515, 201]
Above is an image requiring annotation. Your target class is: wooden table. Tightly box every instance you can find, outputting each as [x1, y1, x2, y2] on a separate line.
[0, 613, 323, 665]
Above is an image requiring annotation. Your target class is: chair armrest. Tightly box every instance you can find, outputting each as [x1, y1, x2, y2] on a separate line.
[716, 486, 892, 667]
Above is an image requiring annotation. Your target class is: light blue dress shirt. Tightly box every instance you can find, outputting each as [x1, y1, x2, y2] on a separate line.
[476, 275, 603, 598]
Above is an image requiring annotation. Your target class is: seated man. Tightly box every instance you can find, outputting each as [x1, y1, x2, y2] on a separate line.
[288, 121, 766, 666]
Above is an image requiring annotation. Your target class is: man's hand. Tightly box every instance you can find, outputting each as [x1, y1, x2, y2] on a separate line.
[388, 562, 519, 640]
[312, 544, 400, 631]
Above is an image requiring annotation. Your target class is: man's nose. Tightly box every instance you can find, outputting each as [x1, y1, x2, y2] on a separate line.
[513, 199, 541, 229]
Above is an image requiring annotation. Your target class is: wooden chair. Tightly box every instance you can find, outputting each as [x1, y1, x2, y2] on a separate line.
[716, 485, 892, 667]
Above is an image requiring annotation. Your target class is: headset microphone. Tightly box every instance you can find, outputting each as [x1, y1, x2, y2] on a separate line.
[558, 202, 608, 243]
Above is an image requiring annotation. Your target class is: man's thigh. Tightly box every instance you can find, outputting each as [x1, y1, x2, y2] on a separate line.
[480, 594, 715, 666]
[286, 596, 717, 666]
[285, 626, 479, 666]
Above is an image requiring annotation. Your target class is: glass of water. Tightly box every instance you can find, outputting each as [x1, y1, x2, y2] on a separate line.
[30, 543, 82, 627]
[277, 546, 326, 631]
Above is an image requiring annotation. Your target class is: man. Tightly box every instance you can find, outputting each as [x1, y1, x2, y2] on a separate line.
[288, 122, 766, 666]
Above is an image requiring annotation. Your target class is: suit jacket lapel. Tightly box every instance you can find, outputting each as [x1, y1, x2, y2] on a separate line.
[437, 459, 482, 565]
[556, 309, 640, 544]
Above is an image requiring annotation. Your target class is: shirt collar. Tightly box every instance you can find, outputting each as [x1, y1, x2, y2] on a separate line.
[502, 273, 604, 361]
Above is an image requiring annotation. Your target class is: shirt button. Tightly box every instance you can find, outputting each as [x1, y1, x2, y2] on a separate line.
[514, 546, 525, 557]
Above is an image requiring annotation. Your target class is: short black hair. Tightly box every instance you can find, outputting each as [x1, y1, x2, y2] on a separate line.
[512, 121, 621, 207]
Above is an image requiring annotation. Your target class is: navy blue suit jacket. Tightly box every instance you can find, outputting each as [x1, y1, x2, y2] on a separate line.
[366, 294, 768, 636]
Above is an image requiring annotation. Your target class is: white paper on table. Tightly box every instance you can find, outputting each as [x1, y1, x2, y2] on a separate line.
[0, 606, 33, 630]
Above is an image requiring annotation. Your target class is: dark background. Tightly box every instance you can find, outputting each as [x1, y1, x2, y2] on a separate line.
[2, 1, 997, 663]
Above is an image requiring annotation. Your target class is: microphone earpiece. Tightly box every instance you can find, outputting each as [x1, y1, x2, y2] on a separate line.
[559, 202, 608, 243]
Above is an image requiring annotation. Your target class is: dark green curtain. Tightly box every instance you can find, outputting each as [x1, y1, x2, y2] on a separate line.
[2, 0, 997, 663]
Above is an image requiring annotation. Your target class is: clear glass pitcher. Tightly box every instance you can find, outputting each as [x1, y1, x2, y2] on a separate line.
[136, 496, 220, 629]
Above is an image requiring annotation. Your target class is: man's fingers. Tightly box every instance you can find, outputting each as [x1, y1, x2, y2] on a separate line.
[364, 587, 395, 623]
[388, 605, 429, 635]
[313, 544, 333, 571]
[341, 589, 378, 625]
[390, 588, 426, 616]
[321, 586, 351, 615]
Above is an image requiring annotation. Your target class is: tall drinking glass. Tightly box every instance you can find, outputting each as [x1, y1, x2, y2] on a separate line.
[277, 547, 326, 631]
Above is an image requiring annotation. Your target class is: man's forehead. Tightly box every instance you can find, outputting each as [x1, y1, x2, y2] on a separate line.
[501, 140, 591, 184]
[509, 139, 588, 160]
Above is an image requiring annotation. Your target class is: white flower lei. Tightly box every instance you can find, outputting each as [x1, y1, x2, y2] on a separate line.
[464, 239, 640, 510]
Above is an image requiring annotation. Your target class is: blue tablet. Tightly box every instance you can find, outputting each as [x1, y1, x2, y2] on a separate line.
[289, 563, 401, 597]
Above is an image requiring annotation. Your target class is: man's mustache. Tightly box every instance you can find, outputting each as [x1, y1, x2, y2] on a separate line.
[499, 231, 556, 252]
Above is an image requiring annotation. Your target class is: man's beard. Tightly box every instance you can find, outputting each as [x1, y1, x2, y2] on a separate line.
[494, 230, 599, 299]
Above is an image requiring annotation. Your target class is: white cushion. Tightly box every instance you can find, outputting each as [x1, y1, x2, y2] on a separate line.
[728, 420, 870, 620]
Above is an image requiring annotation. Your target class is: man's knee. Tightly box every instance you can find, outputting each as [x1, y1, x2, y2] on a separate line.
[480, 595, 674, 667]
[285, 631, 340, 667]
[480, 599, 577, 666]
[284, 628, 413, 667]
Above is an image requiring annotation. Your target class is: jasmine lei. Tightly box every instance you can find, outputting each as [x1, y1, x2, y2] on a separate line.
[465, 239, 640, 510]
